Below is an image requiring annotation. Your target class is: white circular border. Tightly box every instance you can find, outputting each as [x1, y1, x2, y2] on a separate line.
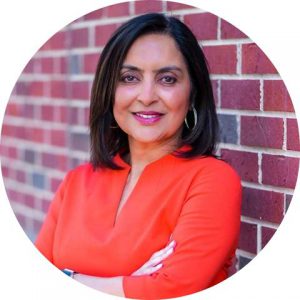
[0, 0, 299, 299]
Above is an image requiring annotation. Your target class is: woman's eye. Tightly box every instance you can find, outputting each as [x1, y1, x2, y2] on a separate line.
[161, 76, 177, 84]
[120, 75, 138, 83]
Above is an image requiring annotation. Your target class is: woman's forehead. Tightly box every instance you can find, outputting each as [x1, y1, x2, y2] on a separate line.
[123, 33, 187, 69]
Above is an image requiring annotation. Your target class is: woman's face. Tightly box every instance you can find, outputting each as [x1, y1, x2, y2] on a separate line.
[113, 33, 191, 149]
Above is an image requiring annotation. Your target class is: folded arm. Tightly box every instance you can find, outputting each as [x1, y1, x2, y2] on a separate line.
[35, 162, 241, 299]
[122, 162, 242, 299]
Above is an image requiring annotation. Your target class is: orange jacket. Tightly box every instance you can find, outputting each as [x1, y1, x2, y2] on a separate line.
[35, 152, 241, 299]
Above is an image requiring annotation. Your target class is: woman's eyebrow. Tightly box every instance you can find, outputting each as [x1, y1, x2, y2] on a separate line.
[121, 64, 141, 71]
[155, 66, 183, 73]
[121, 64, 183, 73]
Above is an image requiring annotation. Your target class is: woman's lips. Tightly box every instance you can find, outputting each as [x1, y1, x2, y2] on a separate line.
[132, 111, 164, 125]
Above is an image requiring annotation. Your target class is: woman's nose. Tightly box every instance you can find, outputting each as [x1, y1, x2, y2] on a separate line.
[137, 80, 158, 106]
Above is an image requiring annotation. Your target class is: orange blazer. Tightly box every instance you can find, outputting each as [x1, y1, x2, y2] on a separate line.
[35, 151, 242, 299]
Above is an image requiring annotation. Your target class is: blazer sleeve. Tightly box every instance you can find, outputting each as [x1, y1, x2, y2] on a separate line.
[123, 161, 242, 299]
[35, 171, 71, 262]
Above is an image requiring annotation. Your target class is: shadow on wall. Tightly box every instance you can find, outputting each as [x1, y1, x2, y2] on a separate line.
[0, 0, 299, 273]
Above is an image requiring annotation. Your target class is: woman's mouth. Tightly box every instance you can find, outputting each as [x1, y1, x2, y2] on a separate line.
[132, 111, 164, 125]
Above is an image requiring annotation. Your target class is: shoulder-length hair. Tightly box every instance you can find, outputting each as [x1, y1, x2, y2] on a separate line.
[89, 13, 219, 169]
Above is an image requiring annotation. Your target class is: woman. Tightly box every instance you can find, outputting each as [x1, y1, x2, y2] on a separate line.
[35, 13, 241, 299]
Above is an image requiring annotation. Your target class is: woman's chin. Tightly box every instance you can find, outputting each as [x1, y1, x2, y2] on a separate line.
[128, 133, 167, 146]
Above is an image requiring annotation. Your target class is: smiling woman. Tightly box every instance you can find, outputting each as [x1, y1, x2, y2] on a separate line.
[35, 13, 242, 299]
[114, 33, 191, 150]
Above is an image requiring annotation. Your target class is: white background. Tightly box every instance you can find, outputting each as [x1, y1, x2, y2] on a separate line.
[0, 0, 299, 299]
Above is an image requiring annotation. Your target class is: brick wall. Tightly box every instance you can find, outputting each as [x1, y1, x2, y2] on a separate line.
[1, 0, 299, 276]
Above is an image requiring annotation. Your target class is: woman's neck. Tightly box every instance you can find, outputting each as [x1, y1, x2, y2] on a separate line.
[127, 139, 179, 174]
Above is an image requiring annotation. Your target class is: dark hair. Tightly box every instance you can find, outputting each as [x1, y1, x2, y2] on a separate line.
[89, 13, 219, 169]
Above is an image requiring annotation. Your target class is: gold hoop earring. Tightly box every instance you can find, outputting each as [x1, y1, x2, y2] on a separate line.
[184, 106, 198, 130]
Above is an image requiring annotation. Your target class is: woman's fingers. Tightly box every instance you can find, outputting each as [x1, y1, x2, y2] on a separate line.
[131, 240, 176, 276]
[151, 240, 176, 259]
[151, 245, 174, 263]
[143, 246, 174, 268]
[132, 263, 163, 276]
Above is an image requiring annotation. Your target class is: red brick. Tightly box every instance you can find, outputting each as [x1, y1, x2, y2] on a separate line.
[41, 153, 68, 171]
[40, 31, 67, 50]
[83, 8, 105, 20]
[221, 19, 248, 39]
[70, 132, 89, 152]
[285, 194, 293, 212]
[241, 116, 284, 149]
[5, 103, 21, 117]
[167, 1, 194, 10]
[3, 165, 14, 179]
[28, 81, 45, 96]
[242, 43, 277, 74]
[287, 119, 300, 151]
[134, 0, 163, 14]
[221, 149, 258, 183]
[39, 57, 54, 73]
[242, 188, 284, 223]
[262, 154, 299, 188]
[78, 107, 86, 125]
[78, 108, 87, 126]
[15, 213, 27, 229]
[50, 129, 67, 147]
[23, 104, 35, 118]
[238, 222, 257, 254]
[261, 227, 276, 249]
[23, 59, 35, 73]
[51, 106, 60, 123]
[1, 124, 15, 138]
[95, 24, 118, 46]
[5, 102, 20, 117]
[105, 2, 130, 17]
[83, 2, 129, 20]
[12, 80, 27, 95]
[70, 81, 90, 100]
[83, 53, 100, 74]
[6, 189, 24, 203]
[83, 107, 90, 126]
[2, 124, 24, 139]
[58, 57, 69, 74]
[50, 177, 63, 193]
[41, 105, 54, 121]
[221, 80, 260, 110]
[5, 146, 18, 159]
[264, 80, 294, 112]
[70, 107, 79, 124]
[203, 45, 237, 74]
[57, 106, 69, 123]
[16, 170, 26, 183]
[184, 13, 218, 40]
[1, 124, 10, 137]
[50, 80, 68, 98]
[23, 194, 35, 207]
[1, 165, 9, 177]
[41, 198, 52, 214]
[24, 127, 45, 143]
[0, 145, 6, 158]
[211, 80, 219, 106]
[70, 28, 89, 48]
[14, 82, 27, 94]
[5, 101, 23, 117]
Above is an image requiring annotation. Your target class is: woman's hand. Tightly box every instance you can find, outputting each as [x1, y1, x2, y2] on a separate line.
[131, 240, 176, 276]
